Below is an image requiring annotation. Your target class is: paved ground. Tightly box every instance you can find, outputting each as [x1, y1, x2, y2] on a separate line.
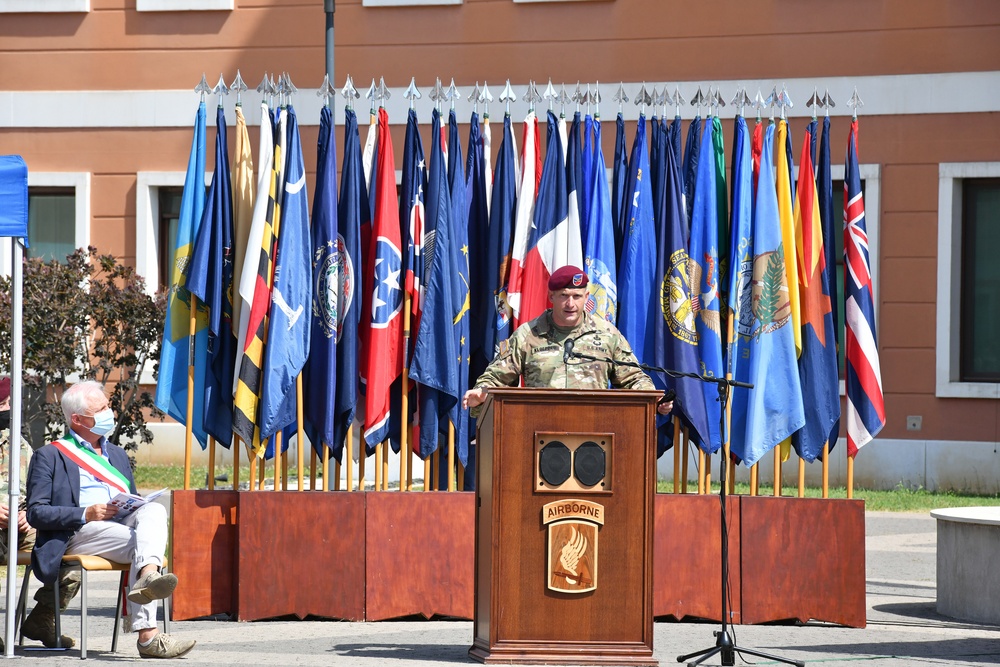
[6, 511, 1000, 665]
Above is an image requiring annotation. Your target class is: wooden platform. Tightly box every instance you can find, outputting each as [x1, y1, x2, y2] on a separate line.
[170, 491, 865, 627]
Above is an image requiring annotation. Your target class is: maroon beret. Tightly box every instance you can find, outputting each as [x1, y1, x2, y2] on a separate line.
[547, 265, 588, 291]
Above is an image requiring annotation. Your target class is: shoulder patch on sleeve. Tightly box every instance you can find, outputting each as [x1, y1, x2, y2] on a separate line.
[497, 339, 510, 357]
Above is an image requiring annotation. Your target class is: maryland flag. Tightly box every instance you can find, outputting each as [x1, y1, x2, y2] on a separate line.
[233, 109, 286, 456]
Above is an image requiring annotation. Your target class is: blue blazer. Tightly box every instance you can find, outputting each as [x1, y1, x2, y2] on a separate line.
[25, 441, 137, 585]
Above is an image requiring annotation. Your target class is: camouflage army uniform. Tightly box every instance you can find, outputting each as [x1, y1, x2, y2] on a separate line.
[0, 427, 34, 558]
[473, 310, 655, 391]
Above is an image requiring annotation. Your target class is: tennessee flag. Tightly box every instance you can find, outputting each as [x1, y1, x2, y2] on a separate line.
[361, 107, 403, 447]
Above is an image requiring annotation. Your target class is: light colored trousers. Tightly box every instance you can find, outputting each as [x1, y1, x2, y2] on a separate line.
[65, 501, 168, 632]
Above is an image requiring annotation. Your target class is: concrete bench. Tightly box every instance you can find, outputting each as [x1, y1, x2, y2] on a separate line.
[930, 507, 1000, 625]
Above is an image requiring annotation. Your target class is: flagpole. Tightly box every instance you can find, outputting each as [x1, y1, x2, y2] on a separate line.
[184, 296, 199, 491]
[425, 456, 431, 492]
[359, 446, 366, 491]
[697, 449, 706, 494]
[681, 428, 690, 494]
[773, 449, 781, 496]
[749, 463, 758, 496]
[797, 458, 805, 498]
[207, 436, 216, 490]
[847, 456, 854, 499]
[310, 446, 317, 491]
[448, 423, 456, 492]
[381, 440, 389, 491]
[374, 442, 382, 491]
[672, 420, 681, 493]
[322, 446, 329, 491]
[821, 442, 829, 498]
[233, 436, 241, 491]
[296, 376, 305, 491]
[275, 431, 283, 491]
[346, 429, 353, 491]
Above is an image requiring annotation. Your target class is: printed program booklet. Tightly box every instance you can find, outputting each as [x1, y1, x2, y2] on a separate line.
[109, 488, 169, 521]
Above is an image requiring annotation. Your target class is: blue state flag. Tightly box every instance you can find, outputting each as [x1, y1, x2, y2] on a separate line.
[567, 111, 585, 244]
[583, 117, 617, 323]
[688, 115, 724, 453]
[581, 114, 595, 246]
[612, 113, 628, 271]
[467, 111, 492, 386]
[616, 115, 657, 365]
[410, 109, 460, 462]
[155, 103, 209, 450]
[449, 109, 472, 471]
[726, 115, 755, 454]
[653, 115, 709, 454]
[260, 107, 312, 439]
[816, 116, 841, 448]
[478, 113, 517, 369]
[730, 124, 805, 466]
[187, 105, 236, 448]
[682, 116, 702, 224]
[331, 108, 366, 461]
[668, 115, 682, 169]
[303, 105, 339, 456]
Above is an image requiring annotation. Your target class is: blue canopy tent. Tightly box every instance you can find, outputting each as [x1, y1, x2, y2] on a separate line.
[0, 155, 28, 657]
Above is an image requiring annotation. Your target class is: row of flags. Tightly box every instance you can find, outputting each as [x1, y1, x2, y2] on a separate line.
[154, 94, 886, 480]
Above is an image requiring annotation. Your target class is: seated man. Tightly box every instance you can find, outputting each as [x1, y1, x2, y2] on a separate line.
[0, 377, 80, 650]
[26, 380, 195, 659]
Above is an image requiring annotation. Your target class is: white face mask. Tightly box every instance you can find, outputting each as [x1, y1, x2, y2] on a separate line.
[87, 408, 116, 438]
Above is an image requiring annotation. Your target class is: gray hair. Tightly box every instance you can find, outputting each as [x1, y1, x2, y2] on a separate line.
[62, 381, 107, 424]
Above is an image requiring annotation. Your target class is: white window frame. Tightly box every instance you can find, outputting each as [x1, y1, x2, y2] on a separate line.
[136, 0, 232, 11]
[0, 172, 90, 276]
[936, 162, 1000, 399]
[0, 0, 89, 12]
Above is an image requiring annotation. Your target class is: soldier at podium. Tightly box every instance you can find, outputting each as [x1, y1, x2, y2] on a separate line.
[462, 265, 673, 416]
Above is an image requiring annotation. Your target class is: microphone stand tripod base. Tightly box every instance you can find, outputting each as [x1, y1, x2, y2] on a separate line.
[675, 379, 805, 667]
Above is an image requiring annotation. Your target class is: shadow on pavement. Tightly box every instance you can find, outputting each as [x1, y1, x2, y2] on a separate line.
[330, 642, 470, 663]
[780, 638, 1000, 665]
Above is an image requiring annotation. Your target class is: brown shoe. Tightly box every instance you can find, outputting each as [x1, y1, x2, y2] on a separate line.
[21, 606, 75, 648]
[127, 571, 178, 605]
[137, 633, 196, 659]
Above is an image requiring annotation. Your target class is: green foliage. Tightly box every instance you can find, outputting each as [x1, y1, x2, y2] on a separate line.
[757, 245, 785, 329]
[0, 247, 165, 452]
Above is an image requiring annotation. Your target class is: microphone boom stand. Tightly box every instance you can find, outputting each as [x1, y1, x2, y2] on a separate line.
[569, 350, 804, 666]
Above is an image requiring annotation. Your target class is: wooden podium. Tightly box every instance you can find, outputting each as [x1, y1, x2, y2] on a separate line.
[470, 388, 660, 666]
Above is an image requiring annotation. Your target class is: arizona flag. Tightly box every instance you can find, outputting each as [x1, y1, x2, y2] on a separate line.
[844, 120, 886, 457]
[361, 107, 403, 447]
[791, 125, 840, 463]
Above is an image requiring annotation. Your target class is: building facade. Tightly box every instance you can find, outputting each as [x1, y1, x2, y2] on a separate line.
[1, 0, 998, 490]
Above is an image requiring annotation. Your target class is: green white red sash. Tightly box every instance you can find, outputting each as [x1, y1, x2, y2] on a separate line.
[51, 436, 130, 495]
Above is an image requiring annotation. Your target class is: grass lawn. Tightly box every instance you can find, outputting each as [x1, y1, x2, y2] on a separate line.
[134, 463, 999, 513]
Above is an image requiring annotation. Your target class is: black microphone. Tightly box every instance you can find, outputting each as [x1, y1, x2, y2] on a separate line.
[563, 338, 575, 364]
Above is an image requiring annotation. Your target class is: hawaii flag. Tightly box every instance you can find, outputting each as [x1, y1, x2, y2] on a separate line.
[844, 119, 886, 456]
